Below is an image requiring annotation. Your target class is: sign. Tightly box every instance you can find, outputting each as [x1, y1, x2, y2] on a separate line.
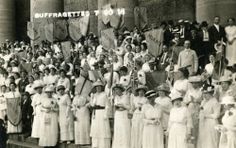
[145, 29, 164, 57]
[27, 22, 40, 41]
[134, 7, 148, 29]
[101, 28, 115, 50]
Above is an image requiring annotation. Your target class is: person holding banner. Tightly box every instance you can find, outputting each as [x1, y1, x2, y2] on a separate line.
[5, 82, 22, 134]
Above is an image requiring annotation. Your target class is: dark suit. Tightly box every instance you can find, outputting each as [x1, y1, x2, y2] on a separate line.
[164, 29, 174, 46]
[197, 29, 211, 68]
[208, 25, 226, 52]
[22, 98, 33, 136]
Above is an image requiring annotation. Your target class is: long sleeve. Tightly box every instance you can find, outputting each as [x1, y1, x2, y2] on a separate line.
[193, 51, 198, 73]
[177, 52, 182, 68]
[205, 101, 221, 119]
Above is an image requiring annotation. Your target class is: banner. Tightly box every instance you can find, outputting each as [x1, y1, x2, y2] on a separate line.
[6, 97, 22, 126]
[134, 7, 148, 29]
[145, 29, 164, 57]
[110, 13, 122, 29]
[68, 16, 90, 41]
[54, 20, 68, 41]
[27, 22, 40, 41]
[44, 23, 54, 42]
[61, 41, 71, 58]
[101, 28, 115, 50]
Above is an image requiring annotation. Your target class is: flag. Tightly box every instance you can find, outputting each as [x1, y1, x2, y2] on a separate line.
[145, 28, 164, 57]
[68, 16, 90, 41]
[61, 41, 71, 58]
[44, 23, 54, 42]
[101, 28, 115, 50]
[54, 19, 68, 41]
[134, 7, 148, 29]
[27, 22, 40, 41]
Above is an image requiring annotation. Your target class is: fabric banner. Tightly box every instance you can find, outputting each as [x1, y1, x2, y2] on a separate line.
[75, 76, 93, 96]
[68, 16, 90, 41]
[68, 18, 82, 41]
[101, 28, 115, 50]
[110, 13, 122, 29]
[27, 22, 40, 41]
[6, 98, 22, 126]
[44, 23, 54, 42]
[61, 41, 71, 58]
[134, 7, 148, 29]
[145, 29, 164, 57]
[54, 20, 68, 41]
[146, 71, 167, 90]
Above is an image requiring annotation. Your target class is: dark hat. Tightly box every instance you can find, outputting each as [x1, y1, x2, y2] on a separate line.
[135, 85, 148, 93]
[119, 66, 128, 73]
[57, 85, 65, 91]
[201, 21, 208, 27]
[202, 85, 215, 93]
[113, 84, 125, 91]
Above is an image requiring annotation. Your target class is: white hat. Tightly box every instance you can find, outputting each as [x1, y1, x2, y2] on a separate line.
[45, 86, 55, 92]
[92, 80, 104, 88]
[170, 91, 183, 101]
[188, 76, 202, 83]
[221, 96, 235, 105]
[219, 76, 232, 83]
[34, 81, 44, 89]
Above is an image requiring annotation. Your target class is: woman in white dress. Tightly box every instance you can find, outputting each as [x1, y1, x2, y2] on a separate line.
[90, 80, 111, 148]
[57, 69, 70, 93]
[130, 85, 148, 148]
[218, 96, 236, 148]
[142, 90, 164, 148]
[184, 76, 203, 146]
[39, 86, 59, 147]
[57, 85, 74, 143]
[73, 95, 91, 145]
[112, 84, 131, 148]
[168, 91, 193, 148]
[225, 18, 236, 66]
[5, 82, 22, 133]
[197, 85, 221, 148]
[25, 75, 35, 95]
[31, 81, 45, 138]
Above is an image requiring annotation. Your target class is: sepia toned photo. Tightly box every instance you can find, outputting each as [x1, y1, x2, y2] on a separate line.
[0, 0, 236, 148]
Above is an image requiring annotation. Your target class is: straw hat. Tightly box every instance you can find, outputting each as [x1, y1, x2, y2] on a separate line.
[45, 86, 55, 93]
[221, 96, 235, 105]
[135, 85, 148, 93]
[92, 80, 104, 88]
[145, 90, 157, 98]
[170, 91, 183, 101]
[157, 84, 170, 92]
[188, 76, 202, 83]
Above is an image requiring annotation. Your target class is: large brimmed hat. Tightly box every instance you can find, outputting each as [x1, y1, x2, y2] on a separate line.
[92, 80, 104, 88]
[45, 86, 55, 93]
[221, 96, 235, 105]
[113, 84, 125, 91]
[157, 84, 170, 92]
[188, 76, 202, 83]
[202, 85, 215, 93]
[135, 85, 148, 93]
[34, 81, 44, 89]
[219, 76, 232, 83]
[170, 91, 183, 102]
[145, 90, 157, 99]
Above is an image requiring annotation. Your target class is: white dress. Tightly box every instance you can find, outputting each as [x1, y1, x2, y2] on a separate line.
[90, 92, 111, 148]
[219, 108, 236, 148]
[73, 95, 91, 145]
[31, 93, 46, 138]
[112, 94, 131, 148]
[5, 91, 22, 133]
[225, 25, 236, 66]
[197, 98, 221, 148]
[130, 96, 147, 148]
[168, 106, 192, 148]
[142, 104, 164, 148]
[155, 96, 172, 130]
[39, 97, 59, 147]
[58, 94, 74, 141]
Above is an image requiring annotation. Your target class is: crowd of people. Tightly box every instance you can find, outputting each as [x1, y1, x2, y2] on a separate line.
[0, 15, 236, 148]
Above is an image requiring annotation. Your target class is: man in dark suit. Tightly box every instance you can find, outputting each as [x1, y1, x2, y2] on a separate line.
[197, 21, 211, 69]
[208, 16, 227, 52]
